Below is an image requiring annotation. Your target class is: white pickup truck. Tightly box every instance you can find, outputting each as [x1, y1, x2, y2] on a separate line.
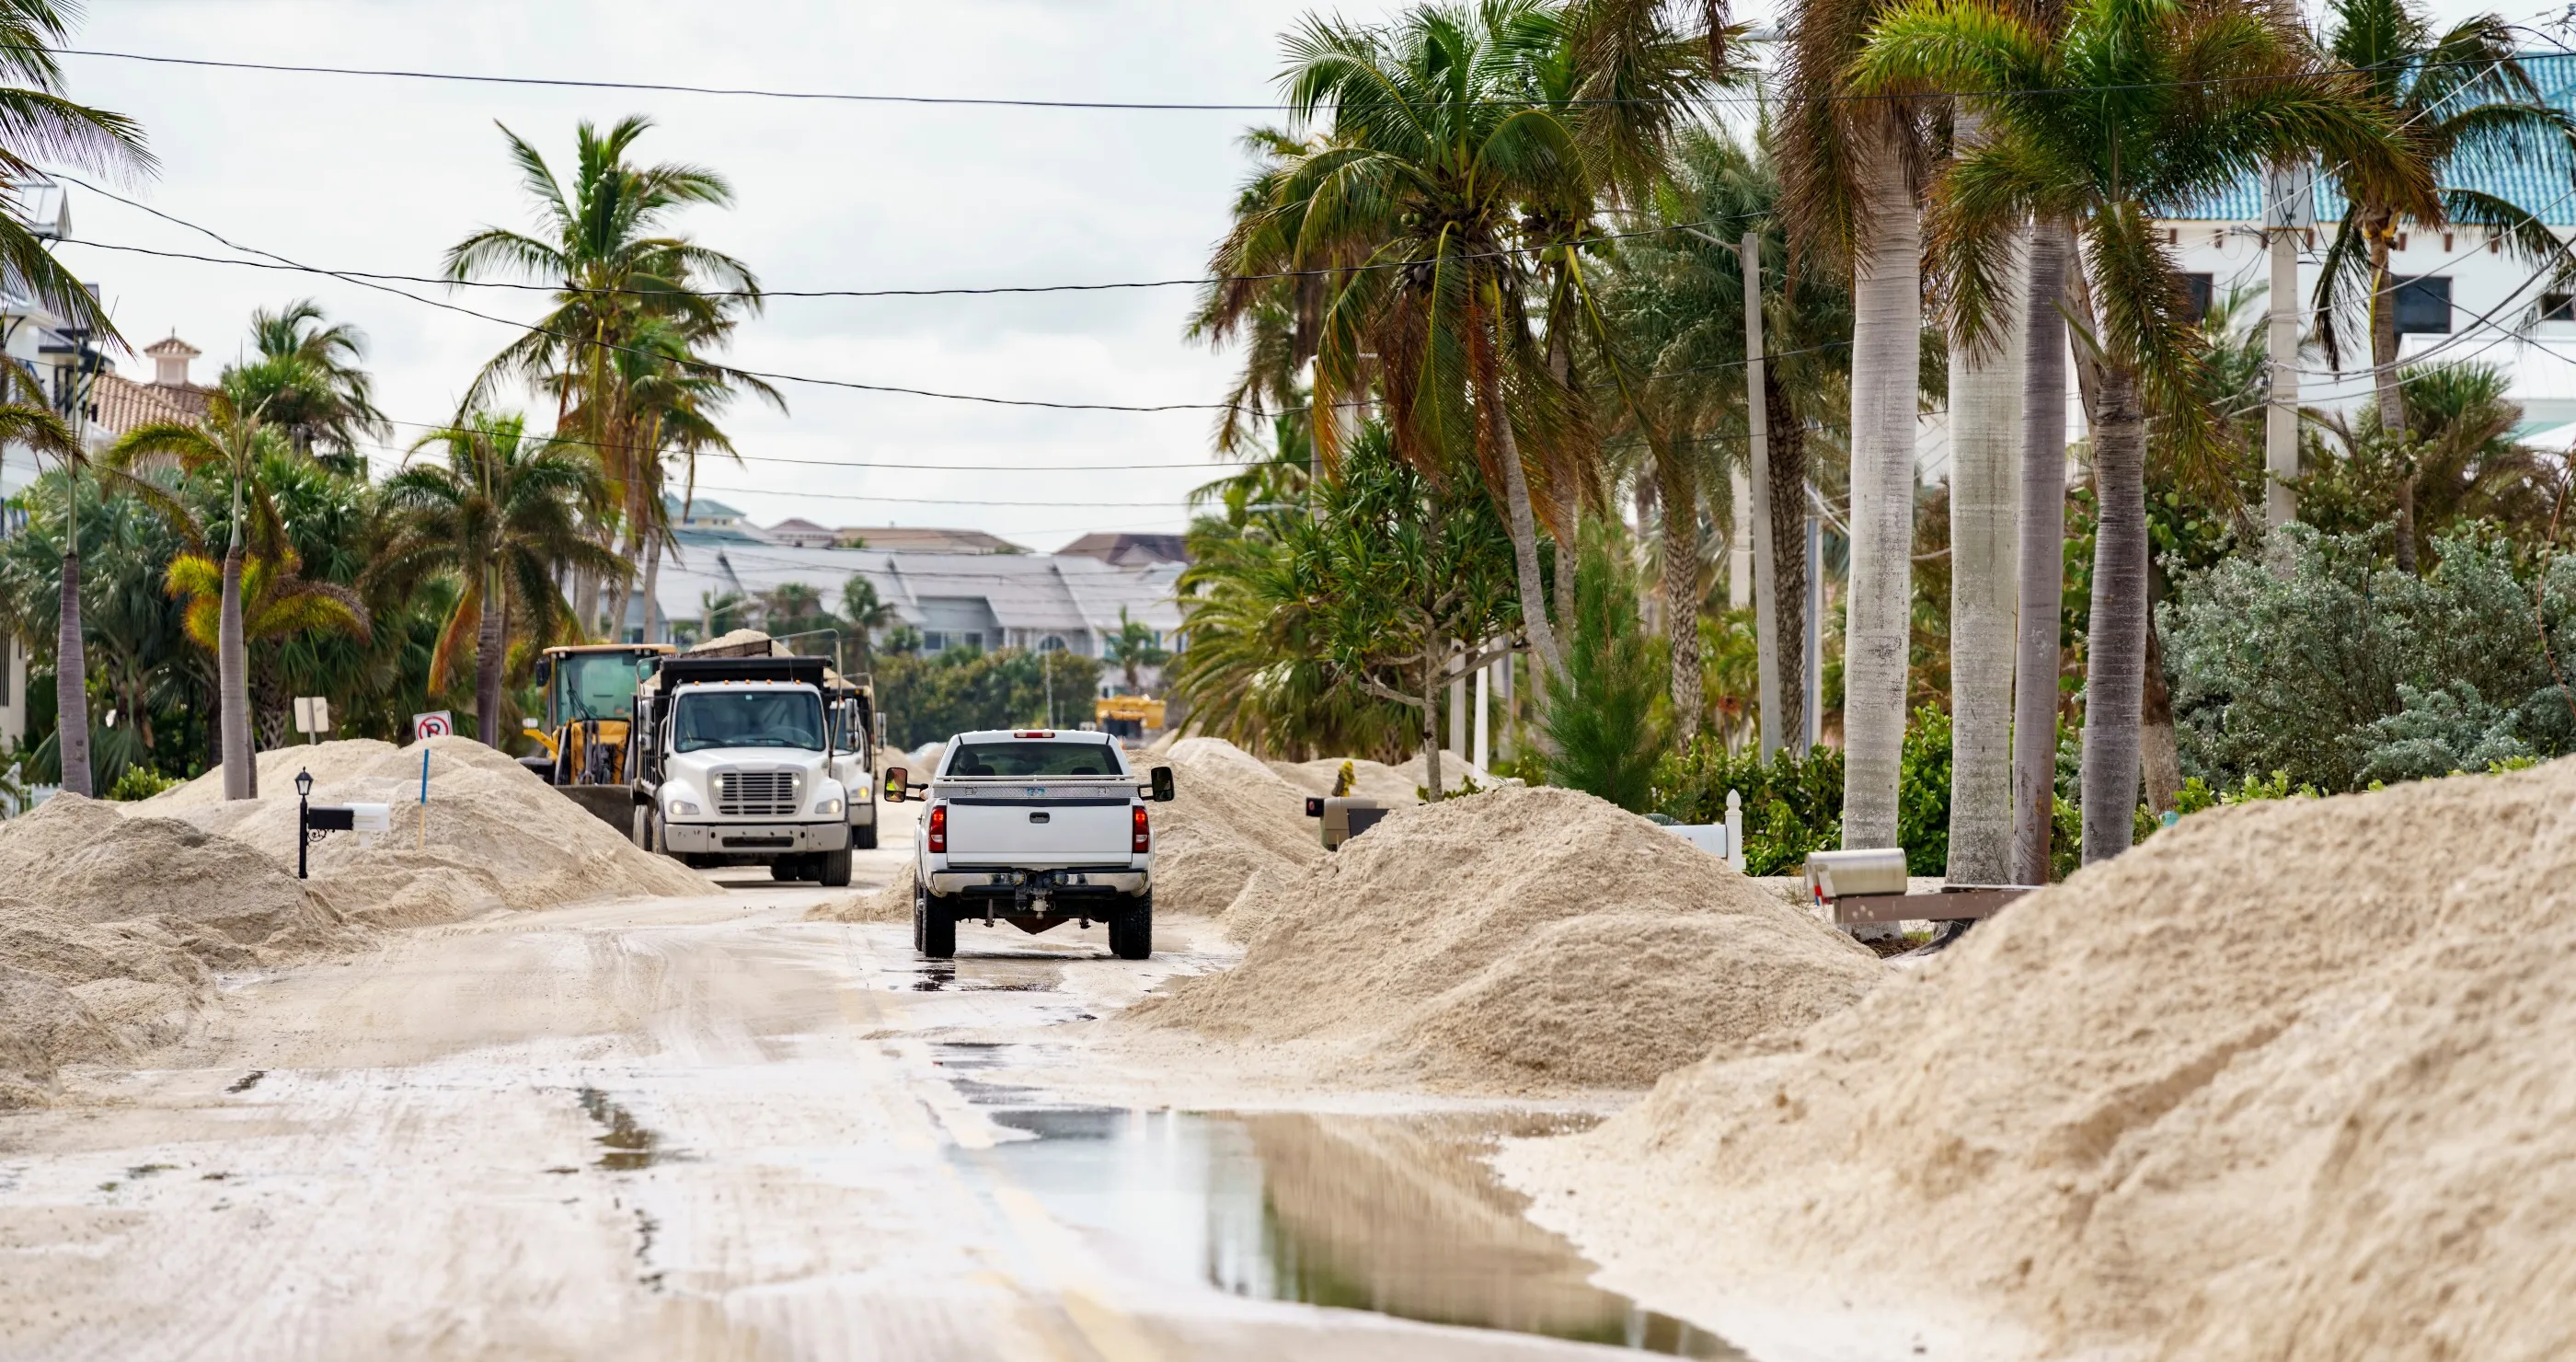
[882, 729, 1177, 961]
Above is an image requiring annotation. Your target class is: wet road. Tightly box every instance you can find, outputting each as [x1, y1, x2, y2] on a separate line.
[0, 822, 1737, 1360]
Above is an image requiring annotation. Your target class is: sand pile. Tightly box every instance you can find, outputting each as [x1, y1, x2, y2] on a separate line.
[0, 794, 351, 1105]
[1265, 756, 1427, 807]
[1133, 785, 1880, 1091]
[147, 737, 404, 809]
[155, 736, 708, 922]
[1146, 738, 1325, 918]
[809, 862, 914, 924]
[1501, 757, 2576, 1361]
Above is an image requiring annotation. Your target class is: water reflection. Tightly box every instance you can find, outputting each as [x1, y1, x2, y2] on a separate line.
[947, 1078, 1739, 1358]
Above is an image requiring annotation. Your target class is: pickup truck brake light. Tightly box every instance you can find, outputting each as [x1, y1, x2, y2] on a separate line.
[1133, 804, 1150, 853]
[1015, 730, 1054, 738]
[928, 804, 948, 853]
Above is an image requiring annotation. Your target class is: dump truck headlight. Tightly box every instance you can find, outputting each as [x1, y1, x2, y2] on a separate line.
[815, 797, 842, 817]
[667, 797, 701, 816]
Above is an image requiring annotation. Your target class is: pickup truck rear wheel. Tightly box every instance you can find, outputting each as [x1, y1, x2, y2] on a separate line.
[818, 848, 852, 887]
[917, 883, 956, 958]
[1108, 895, 1153, 961]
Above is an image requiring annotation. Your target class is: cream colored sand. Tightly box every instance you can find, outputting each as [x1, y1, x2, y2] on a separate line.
[1265, 755, 1429, 807]
[1132, 784, 1882, 1092]
[1137, 737, 1324, 918]
[0, 794, 352, 1105]
[158, 735, 709, 922]
[1501, 757, 2576, 1361]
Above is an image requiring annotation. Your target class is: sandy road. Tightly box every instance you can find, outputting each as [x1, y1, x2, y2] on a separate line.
[0, 834, 1650, 1361]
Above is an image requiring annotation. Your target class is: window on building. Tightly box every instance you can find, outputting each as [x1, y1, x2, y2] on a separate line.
[922, 630, 949, 652]
[0, 637, 10, 707]
[2180, 272, 2214, 321]
[1039, 635, 1068, 653]
[2394, 276, 2452, 334]
[2543, 293, 2576, 323]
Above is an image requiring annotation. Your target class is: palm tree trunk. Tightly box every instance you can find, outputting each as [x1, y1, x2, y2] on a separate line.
[2012, 221, 2072, 884]
[1479, 345, 1562, 681]
[639, 537, 664, 644]
[1766, 369, 1809, 751]
[1947, 225, 2026, 883]
[219, 537, 253, 802]
[1656, 445, 1703, 744]
[1839, 116, 1920, 849]
[2080, 364, 2149, 864]
[476, 571, 505, 747]
[55, 545, 91, 798]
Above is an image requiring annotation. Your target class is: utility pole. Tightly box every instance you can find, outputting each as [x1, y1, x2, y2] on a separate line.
[2266, 164, 2307, 529]
[1743, 229, 1783, 764]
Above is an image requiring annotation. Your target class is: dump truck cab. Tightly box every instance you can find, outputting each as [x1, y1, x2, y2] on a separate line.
[632, 653, 855, 886]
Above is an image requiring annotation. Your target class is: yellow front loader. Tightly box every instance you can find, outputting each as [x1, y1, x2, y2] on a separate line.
[523, 642, 674, 832]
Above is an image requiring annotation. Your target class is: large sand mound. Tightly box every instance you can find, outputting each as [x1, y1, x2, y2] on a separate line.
[1501, 757, 2576, 1360]
[1133, 784, 1881, 1091]
[1265, 756, 1428, 807]
[162, 735, 709, 921]
[146, 737, 404, 809]
[1148, 738, 1324, 918]
[0, 794, 351, 1105]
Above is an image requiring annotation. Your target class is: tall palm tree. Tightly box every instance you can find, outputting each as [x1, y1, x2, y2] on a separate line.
[226, 299, 390, 466]
[107, 391, 284, 800]
[1597, 125, 1854, 754]
[1782, 0, 1929, 850]
[374, 413, 621, 745]
[161, 467, 369, 736]
[0, 404, 88, 789]
[0, 0, 154, 796]
[840, 575, 898, 673]
[443, 115, 762, 639]
[2315, 0, 2576, 572]
[1856, 0, 2427, 862]
[1103, 608, 1172, 694]
[1215, 2, 1604, 685]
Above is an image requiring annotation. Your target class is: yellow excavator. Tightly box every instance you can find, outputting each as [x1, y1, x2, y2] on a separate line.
[1093, 693, 1167, 740]
[523, 642, 674, 832]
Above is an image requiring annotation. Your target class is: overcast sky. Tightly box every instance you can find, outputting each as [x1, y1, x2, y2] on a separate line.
[45, 0, 2551, 551]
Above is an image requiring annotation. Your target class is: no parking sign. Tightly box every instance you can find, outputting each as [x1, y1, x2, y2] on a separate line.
[412, 710, 453, 741]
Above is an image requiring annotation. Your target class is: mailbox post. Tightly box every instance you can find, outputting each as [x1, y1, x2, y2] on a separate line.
[293, 768, 390, 879]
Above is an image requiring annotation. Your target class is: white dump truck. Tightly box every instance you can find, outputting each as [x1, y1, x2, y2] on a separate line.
[882, 729, 1176, 960]
[629, 653, 863, 885]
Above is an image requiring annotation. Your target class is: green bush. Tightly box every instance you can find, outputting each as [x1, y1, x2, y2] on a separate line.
[874, 646, 1105, 750]
[106, 765, 183, 802]
[1896, 706, 1950, 875]
[1650, 739, 1845, 875]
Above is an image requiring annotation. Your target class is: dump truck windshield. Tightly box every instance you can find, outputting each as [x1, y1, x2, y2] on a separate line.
[673, 690, 824, 753]
[944, 742, 1123, 778]
[559, 652, 650, 724]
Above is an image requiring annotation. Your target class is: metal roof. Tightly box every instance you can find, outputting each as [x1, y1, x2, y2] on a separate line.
[2165, 52, 2576, 225]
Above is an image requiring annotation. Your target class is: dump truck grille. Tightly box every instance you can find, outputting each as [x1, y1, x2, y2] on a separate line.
[715, 768, 797, 817]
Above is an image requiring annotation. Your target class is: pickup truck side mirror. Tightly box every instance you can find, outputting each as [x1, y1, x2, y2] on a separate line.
[882, 767, 908, 802]
[1150, 767, 1176, 802]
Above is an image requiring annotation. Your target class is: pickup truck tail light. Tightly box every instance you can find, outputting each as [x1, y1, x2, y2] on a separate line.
[1133, 804, 1150, 853]
[928, 804, 948, 853]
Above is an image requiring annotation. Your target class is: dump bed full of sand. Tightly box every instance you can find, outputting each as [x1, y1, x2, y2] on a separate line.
[1501, 756, 2576, 1361]
[1132, 784, 1882, 1093]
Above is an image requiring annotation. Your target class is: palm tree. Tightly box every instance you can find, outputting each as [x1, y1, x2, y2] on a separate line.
[840, 575, 898, 672]
[1596, 125, 1854, 755]
[2314, 0, 2576, 573]
[1856, 0, 2428, 862]
[225, 299, 390, 467]
[161, 470, 369, 740]
[1781, 0, 1931, 851]
[1103, 608, 1172, 694]
[0, 403, 90, 790]
[0, 0, 154, 796]
[374, 414, 622, 745]
[1213, 3, 1604, 685]
[107, 391, 285, 800]
[443, 115, 763, 638]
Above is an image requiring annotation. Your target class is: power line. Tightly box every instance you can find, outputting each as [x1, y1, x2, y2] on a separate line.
[55, 217, 1730, 301]
[30, 40, 2563, 112]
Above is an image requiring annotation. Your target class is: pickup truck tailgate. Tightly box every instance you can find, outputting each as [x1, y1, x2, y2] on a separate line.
[945, 796, 1133, 860]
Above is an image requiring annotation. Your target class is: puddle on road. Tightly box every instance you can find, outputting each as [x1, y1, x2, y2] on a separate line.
[577, 1087, 672, 1171]
[934, 1045, 1742, 1358]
